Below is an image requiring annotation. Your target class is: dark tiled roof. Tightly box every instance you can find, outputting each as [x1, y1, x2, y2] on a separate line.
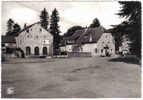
[61, 26, 105, 46]
[69, 30, 85, 40]
[76, 26, 105, 44]
[2, 36, 16, 43]
[18, 22, 40, 34]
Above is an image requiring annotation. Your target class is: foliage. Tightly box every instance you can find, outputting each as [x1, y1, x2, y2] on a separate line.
[7, 18, 14, 32]
[50, 8, 61, 55]
[12, 24, 21, 36]
[89, 18, 100, 28]
[63, 26, 84, 37]
[111, 1, 141, 58]
[40, 8, 49, 30]
[110, 21, 128, 51]
[6, 19, 21, 36]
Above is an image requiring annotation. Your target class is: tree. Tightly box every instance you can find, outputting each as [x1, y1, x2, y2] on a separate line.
[109, 21, 128, 51]
[50, 8, 61, 55]
[12, 23, 21, 36]
[6, 19, 21, 36]
[7, 19, 14, 32]
[114, 1, 141, 58]
[89, 18, 100, 28]
[40, 8, 49, 29]
[64, 26, 84, 37]
[6, 19, 14, 36]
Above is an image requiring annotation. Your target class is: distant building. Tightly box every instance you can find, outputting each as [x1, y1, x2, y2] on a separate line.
[60, 26, 115, 56]
[1, 36, 17, 58]
[2, 36, 16, 53]
[119, 35, 131, 55]
[16, 22, 53, 57]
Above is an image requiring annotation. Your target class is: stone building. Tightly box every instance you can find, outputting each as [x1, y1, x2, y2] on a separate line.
[96, 33, 115, 56]
[60, 26, 115, 56]
[16, 22, 53, 57]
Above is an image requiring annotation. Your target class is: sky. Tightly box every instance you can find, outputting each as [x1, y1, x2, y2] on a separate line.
[2, 1, 124, 35]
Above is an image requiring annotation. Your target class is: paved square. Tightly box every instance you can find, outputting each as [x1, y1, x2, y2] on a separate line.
[2, 57, 141, 98]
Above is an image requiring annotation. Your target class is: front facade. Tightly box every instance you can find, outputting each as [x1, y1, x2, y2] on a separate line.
[79, 33, 115, 56]
[61, 27, 115, 56]
[96, 33, 115, 56]
[16, 22, 53, 57]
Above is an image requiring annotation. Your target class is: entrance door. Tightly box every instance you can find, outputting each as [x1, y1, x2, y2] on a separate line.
[26, 47, 31, 55]
[43, 47, 48, 55]
[34, 47, 39, 55]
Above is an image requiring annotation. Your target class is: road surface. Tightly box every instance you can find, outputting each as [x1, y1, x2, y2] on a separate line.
[2, 56, 141, 98]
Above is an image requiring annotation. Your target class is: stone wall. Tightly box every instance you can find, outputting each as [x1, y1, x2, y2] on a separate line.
[67, 52, 91, 57]
[97, 33, 115, 56]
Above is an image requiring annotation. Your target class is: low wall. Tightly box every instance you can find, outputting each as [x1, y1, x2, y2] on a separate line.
[67, 52, 92, 57]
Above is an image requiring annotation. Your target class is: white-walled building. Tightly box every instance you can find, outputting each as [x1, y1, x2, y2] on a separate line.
[61, 27, 115, 56]
[16, 22, 53, 57]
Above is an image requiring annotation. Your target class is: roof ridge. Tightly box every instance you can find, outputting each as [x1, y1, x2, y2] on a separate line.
[16, 21, 52, 36]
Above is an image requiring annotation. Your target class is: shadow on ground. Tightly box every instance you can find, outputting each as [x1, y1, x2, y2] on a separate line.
[108, 56, 140, 65]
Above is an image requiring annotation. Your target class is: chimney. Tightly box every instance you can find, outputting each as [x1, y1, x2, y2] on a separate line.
[24, 23, 27, 29]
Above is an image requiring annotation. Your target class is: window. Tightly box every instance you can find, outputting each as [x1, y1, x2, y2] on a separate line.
[40, 28, 42, 32]
[2, 44, 5, 47]
[44, 35, 46, 38]
[95, 48, 98, 53]
[35, 35, 39, 39]
[27, 35, 30, 38]
[101, 49, 103, 53]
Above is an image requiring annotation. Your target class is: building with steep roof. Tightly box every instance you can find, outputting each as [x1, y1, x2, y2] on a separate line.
[60, 26, 115, 56]
[16, 22, 53, 57]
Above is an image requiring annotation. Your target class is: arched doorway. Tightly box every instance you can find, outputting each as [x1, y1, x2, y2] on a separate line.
[43, 47, 48, 55]
[34, 47, 39, 55]
[26, 46, 31, 55]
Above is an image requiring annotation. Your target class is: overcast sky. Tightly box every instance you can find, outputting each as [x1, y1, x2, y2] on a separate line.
[2, 1, 124, 35]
